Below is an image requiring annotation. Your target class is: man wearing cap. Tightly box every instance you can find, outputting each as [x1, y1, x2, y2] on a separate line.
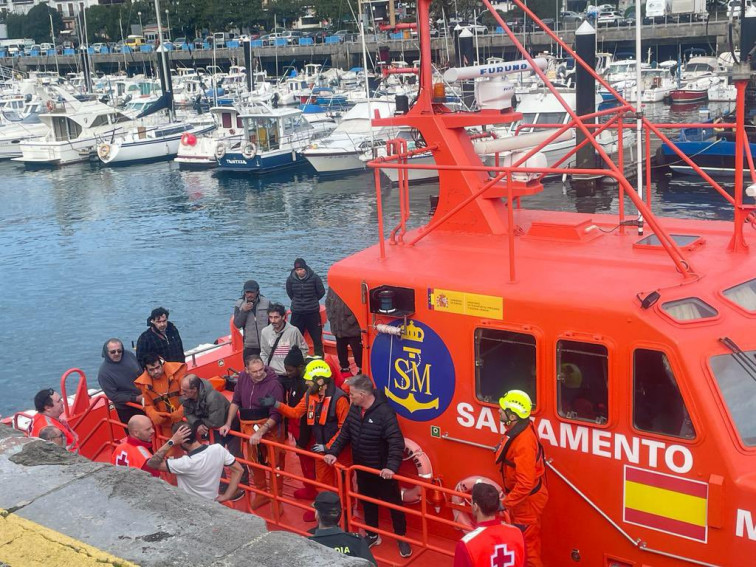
[260, 357, 350, 521]
[453, 482, 525, 567]
[309, 491, 376, 565]
[233, 279, 271, 361]
[286, 257, 326, 356]
[495, 390, 548, 567]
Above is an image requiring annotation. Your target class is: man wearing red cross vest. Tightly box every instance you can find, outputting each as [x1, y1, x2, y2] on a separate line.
[495, 390, 548, 567]
[454, 482, 525, 567]
[111, 415, 160, 477]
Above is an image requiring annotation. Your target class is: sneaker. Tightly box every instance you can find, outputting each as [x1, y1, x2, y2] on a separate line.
[365, 533, 382, 548]
[398, 540, 412, 558]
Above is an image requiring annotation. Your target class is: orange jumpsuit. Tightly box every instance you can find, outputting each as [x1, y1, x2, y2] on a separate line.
[276, 390, 350, 488]
[496, 421, 548, 567]
[134, 361, 186, 442]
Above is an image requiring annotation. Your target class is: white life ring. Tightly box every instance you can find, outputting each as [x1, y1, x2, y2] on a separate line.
[97, 144, 110, 159]
[215, 143, 226, 159]
[451, 475, 504, 531]
[399, 437, 433, 504]
[242, 142, 256, 159]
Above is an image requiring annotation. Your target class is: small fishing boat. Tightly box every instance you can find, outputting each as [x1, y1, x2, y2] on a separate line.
[175, 106, 244, 168]
[97, 121, 214, 165]
[216, 103, 335, 173]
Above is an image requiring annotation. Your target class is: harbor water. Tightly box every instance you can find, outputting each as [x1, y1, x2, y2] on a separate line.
[0, 101, 740, 418]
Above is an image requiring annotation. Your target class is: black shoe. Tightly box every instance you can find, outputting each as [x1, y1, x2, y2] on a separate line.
[230, 489, 245, 502]
[365, 533, 382, 548]
[398, 540, 412, 558]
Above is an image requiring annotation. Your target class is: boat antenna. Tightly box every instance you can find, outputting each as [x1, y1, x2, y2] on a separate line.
[359, 20, 375, 153]
[635, 0, 644, 234]
[49, 13, 60, 78]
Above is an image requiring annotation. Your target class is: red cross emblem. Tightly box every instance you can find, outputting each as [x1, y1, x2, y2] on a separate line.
[114, 451, 130, 467]
[491, 544, 515, 567]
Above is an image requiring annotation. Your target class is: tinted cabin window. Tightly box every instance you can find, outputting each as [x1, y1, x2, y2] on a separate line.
[557, 340, 608, 424]
[633, 349, 695, 439]
[221, 112, 232, 128]
[475, 329, 536, 406]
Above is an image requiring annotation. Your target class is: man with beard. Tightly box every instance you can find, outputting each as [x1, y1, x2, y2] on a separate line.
[286, 258, 325, 356]
[97, 338, 144, 425]
[233, 279, 271, 360]
[134, 353, 186, 443]
[136, 307, 185, 368]
[260, 303, 308, 385]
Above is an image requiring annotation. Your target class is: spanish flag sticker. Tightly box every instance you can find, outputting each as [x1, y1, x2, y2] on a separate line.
[623, 465, 708, 543]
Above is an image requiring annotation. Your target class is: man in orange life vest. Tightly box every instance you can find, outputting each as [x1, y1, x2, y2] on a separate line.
[495, 390, 548, 567]
[30, 388, 79, 452]
[134, 353, 185, 442]
[111, 415, 160, 477]
[454, 482, 526, 567]
[260, 357, 350, 522]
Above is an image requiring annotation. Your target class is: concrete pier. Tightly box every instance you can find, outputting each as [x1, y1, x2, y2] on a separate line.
[0, 426, 366, 567]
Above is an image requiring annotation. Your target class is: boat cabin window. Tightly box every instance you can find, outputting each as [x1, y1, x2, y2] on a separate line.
[710, 350, 756, 446]
[90, 114, 109, 128]
[52, 117, 81, 141]
[661, 298, 718, 322]
[557, 340, 608, 424]
[244, 117, 279, 151]
[633, 349, 695, 439]
[722, 279, 756, 312]
[474, 329, 536, 406]
[221, 112, 232, 128]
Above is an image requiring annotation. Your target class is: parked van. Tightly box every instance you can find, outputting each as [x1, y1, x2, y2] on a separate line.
[125, 35, 145, 49]
[213, 32, 229, 47]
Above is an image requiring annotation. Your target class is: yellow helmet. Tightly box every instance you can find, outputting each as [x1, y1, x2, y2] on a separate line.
[304, 358, 332, 382]
[498, 390, 532, 419]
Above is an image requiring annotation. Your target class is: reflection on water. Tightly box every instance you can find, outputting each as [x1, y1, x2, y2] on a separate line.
[0, 99, 745, 415]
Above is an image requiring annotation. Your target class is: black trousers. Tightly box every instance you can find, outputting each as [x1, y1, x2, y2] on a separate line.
[291, 311, 323, 356]
[217, 415, 249, 484]
[114, 404, 145, 433]
[242, 346, 261, 364]
[335, 335, 363, 371]
[356, 470, 407, 536]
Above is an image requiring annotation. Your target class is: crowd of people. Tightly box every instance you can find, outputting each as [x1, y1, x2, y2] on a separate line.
[28, 257, 548, 566]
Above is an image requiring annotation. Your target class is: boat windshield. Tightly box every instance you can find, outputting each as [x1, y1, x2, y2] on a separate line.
[686, 63, 713, 73]
[517, 112, 566, 133]
[709, 350, 756, 446]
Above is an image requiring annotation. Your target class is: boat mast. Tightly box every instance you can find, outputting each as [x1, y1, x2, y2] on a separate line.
[635, 0, 644, 234]
[153, 0, 174, 120]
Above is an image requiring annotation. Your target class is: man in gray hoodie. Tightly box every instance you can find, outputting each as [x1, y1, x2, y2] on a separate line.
[97, 338, 144, 426]
[233, 280, 271, 361]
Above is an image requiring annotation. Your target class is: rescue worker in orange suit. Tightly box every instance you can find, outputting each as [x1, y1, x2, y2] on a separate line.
[30, 388, 79, 452]
[260, 357, 350, 522]
[111, 414, 160, 477]
[496, 390, 548, 567]
[453, 481, 526, 567]
[134, 353, 186, 443]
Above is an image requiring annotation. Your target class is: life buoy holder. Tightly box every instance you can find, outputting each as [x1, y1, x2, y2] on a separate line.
[97, 144, 110, 159]
[181, 132, 197, 146]
[451, 475, 504, 531]
[215, 143, 226, 159]
[399, 437, 433, 504]
[229, 129, 235, 135]
[242, 142, 256, 159]
[46, 100, 54, 111]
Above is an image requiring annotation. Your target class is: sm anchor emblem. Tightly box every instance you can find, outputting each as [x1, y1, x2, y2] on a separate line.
[371, 320, 455, 422]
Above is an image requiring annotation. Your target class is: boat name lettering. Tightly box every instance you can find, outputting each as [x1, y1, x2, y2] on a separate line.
[224, 159, 247, 165]
[737, 509, 756, 540]
[455, 403, 693, 473]
[479, 63, 529, 76]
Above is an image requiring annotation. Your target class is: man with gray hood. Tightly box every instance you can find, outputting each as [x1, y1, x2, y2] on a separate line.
[233, 279, 271, 361]
[97, 338, 144, 426]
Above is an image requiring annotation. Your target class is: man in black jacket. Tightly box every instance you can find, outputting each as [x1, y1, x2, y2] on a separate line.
[324, 374, 411, 558]
[136, 307, 185, 368]
[286, 258, 325, 356]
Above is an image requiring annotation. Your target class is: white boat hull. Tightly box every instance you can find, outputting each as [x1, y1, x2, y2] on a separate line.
[14, 136, 100, 165]
[303, 150, 365, 173]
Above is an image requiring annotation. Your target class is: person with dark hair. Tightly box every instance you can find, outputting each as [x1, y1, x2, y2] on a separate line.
[219, 355, 284, 510]
[324, 375, 411, 558]
[136, 307, 185, 368]
[286, 258, 326, 356]
[453, 482, 526, 567]
[233, 279, 271, 361]
[146, 421, 244, 503]
[39, 426, 66, 447]
[29, 389, 79, 452]
[325, 288, 363, 375]
[97, 338, 144, 425]
[309, 491, 376, 565]
[110, 415, 160, 477]
[260, 302, 308, 380]
[134, 353, 186, 443]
